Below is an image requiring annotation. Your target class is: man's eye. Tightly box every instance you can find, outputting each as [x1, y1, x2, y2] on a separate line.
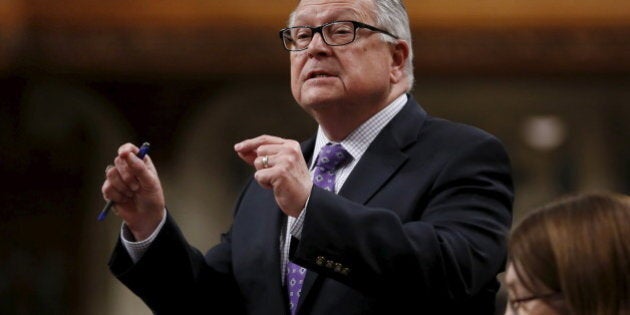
[333, 28, 352, 35]
[297, 33, 312, 40]
[329, 26, 352, 35]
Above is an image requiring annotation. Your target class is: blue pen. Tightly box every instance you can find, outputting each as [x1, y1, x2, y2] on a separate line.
[97, 142, 151, 221]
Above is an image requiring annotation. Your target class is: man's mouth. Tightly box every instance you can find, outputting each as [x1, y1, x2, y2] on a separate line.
[307, 71, 335, 80]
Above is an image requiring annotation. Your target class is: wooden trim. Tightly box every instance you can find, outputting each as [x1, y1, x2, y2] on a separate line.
[14, 24, 628, 76]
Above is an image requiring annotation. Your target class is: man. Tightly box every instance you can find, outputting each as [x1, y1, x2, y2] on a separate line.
[102, 0, 514, 314]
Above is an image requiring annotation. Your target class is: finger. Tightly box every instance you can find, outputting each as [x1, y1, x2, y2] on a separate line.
[122, 151, 158, 190]
[102, 180, 131, 203]
[252, 142, 298, 170]
[235, 135, 292, 169]
[117, 142, 141, 156]
[236, 150, 257, 166]
[256, 140, 303, 161]
[254, 154, 293, 187]
[255, 154, 273, 170]
[111, 205, 120, 216]
[254, 169, 274, 189]
[254, 143, 285, 158]
[234, 135, 285, 155]
[106, 162, 135, 198]
[115, 155, 141, 192]
[143, 154, 158, 173]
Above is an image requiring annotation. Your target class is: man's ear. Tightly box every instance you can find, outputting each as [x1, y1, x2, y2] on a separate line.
[390, 40, 410, 84]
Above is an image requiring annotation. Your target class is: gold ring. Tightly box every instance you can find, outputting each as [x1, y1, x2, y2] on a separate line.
[262, 155, 269, 168]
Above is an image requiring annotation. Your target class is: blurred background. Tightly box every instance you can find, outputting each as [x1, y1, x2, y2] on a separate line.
[0, 0, 628, 314]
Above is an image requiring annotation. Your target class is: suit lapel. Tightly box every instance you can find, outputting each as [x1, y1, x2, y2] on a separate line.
[341, 97, 426, 203]
[297, 97, 427, 311]
[338, 133, 408, 204]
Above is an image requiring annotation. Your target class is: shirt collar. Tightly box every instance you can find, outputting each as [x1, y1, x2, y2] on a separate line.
[311, 93, 408, 169]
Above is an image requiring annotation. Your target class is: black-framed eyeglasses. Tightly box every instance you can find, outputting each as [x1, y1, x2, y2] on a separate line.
[508, 292, 562, 314]
[279, 20, 399, 52]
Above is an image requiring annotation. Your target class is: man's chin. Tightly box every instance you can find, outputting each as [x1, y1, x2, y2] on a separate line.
[299, 90, 345, 108]
[300, 98, 339, 113]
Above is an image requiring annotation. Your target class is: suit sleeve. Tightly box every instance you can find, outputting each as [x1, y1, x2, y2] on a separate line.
[108, 212, 245, 314]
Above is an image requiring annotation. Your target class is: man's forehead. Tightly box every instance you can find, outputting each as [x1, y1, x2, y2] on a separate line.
[292, 0, 373, 24]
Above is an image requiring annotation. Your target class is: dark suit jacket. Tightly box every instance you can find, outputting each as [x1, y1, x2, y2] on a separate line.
[109, 95, 514, 314]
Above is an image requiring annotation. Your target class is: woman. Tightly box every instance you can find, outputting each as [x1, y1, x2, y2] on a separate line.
[505, 192, 630, 315]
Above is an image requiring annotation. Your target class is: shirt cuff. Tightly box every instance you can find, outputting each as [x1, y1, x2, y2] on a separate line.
[121, 208, 167, 264]
[290, 195, 309, 240]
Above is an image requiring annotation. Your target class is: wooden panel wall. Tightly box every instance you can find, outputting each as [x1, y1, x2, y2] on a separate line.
[1, 0, 629, 76]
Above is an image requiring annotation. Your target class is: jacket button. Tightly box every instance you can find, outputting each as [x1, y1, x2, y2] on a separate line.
[325, 260, 334, 268]
[316, 256, 326, 266]
[334, 263, 342, 272]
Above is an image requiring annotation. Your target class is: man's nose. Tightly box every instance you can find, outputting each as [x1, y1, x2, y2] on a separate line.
[306, 32, 331, 54]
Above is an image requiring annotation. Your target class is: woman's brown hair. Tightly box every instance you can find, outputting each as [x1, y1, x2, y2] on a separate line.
[508, 192, 630, 315]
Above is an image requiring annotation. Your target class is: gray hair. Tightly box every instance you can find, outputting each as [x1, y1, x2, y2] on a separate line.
[288, 0, 415, 91]
[373, 0, 414, 91]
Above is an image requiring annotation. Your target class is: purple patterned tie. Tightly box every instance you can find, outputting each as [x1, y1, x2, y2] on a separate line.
[286, 143, 350, 314]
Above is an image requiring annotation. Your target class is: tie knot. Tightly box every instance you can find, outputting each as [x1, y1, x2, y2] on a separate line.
[315, 143, 350, 172]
